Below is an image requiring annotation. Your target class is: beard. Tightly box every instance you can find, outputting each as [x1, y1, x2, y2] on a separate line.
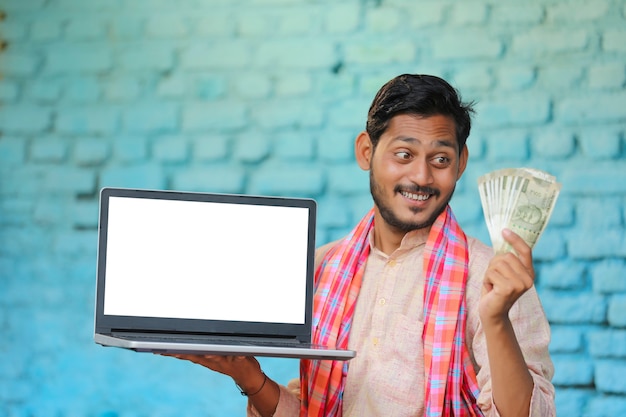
[369, 168, 454, 233]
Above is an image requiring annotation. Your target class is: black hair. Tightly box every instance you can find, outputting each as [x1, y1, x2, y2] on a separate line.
[365, 74, 475, 154]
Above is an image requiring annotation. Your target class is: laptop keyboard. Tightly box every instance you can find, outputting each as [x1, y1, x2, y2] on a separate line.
[114, 332, 305, 347]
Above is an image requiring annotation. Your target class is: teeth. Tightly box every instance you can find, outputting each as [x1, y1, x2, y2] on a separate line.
[401, 191, 430, 201]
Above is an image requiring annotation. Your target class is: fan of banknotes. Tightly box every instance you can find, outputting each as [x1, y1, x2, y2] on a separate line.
[478, 168, 562, 254]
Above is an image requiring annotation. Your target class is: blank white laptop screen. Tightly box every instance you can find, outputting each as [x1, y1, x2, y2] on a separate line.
[103, 196, 309, 325]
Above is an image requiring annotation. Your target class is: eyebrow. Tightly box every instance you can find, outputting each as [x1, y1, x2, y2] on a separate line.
[393, 136, 458, 150]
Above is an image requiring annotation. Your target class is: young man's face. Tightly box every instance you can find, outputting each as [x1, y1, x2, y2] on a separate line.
[360, 113, 468, 233]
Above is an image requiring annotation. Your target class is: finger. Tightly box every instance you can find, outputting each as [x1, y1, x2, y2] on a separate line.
[502, 229, 534, 271]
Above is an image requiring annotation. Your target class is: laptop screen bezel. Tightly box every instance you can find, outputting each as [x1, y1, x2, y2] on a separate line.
[94, 187, 317, 343]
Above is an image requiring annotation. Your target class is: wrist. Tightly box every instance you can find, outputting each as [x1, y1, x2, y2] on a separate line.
[234, 369, 268, 397]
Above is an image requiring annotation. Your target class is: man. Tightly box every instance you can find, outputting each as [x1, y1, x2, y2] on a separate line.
[168, 74, 555, 416]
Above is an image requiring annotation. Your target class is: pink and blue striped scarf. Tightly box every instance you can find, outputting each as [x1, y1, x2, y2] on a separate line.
[300, 205, 483, 417]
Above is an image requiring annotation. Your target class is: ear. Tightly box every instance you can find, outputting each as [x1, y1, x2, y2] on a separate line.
[355, 131, 373, 171]
[457, 145, 469, 180]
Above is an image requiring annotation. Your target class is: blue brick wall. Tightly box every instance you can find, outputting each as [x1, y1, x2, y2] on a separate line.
[1, 0, 625, 416]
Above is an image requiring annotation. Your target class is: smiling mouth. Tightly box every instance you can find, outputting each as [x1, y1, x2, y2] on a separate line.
[400, 190, 431, 201]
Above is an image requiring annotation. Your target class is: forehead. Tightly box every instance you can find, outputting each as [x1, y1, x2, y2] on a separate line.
[380, 114, 458, 150]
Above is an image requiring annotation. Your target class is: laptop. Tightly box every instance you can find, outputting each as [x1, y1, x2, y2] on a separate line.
[94, 187, 355, 361]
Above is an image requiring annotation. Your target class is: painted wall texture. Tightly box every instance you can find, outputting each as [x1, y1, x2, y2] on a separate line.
[1, 0, 626, 415]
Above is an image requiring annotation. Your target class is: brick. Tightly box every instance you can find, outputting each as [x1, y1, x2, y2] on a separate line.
[318, 129, 358, 162]
[512, 29, 589, 55]
[327, 98, 371, 129]
[255, 40, 335, 69]
[327, 164, 369, 195]
[568, 230, 624, 259]
[118, 47, 174, 71]
[491, 4, 544, 24]
[405, 2, 445, 28]
[589, 330, 626, 358]
[450, 192, 483, 225]
[24, 78, 61, 102]
[548, 196, 574, 227]
[324, 4, 360, 34]
[555, 389, 591, 417]
[365, 7, 401, 32]
[576, 198, 621, 230]
[194, 76, 227, 100]
[181, 42, 251, 70]
[33, 197, 69, 225]
[182, 102, 247, 131]
[72, 200, 99, 228]
[123, 103, 179, 134]
[483, 130, 529, 161]
[344, 39, 415, 64]
[0, 138, 27, 165]
[557, 92, 626, 124]
[233, 74, 272, 99]
[145, 16, 189, 38]
[592, 259, 626, 293]
[314, 74, 354, 99]
[537, 64, 584, 89]
[275, 73, 312, 97]
[549, 326, 584, 353]
[45, 46, 112, 74]
[152, 136, 189, 163]
[603, 29, 626, 53]
[578, 128, 621, 159]
[541, 291, 606, 324]
[450, 2, 488, 25]
[103, 77, 141, 101]
[551, 355, 594, 386]
[191, 135, 230, 162]
[237, 12, 274, 36]
[273, 132, 315, 161]
[595, 360, 626, 394]
[452, 67, 493, 92]
[52, 230, 97, 256]
[252, 101, 323, 129]
[64, 77, 102, 103]
[495, 66, 537, 90]
[532, 229, 567, 261]
[56, 107, 119, 135]
[316, 196, 352, 229]
[477, 95, 550, 127]
[233, 133, 270, 163]
[276, 8, 320, 35]
[109, 17, 144, 40]
[0, 80, 19, 101]
[172, 166, 246, 193]
[2, 52, 39, 76]
[432, 32, 502, 60]
[31, 19, 63, 41]
[588, 63, 626, 89]
[548, 0, 609, 21]
[531, 130, 575, 159]
[0, 21, 28, 41]
[112, 136, 148, 163]
[0, 105, 52, 134]
[195, 14, 235, 36]
[100, 164, 165, 190]
[560, 162, 626, 194]
[587, 396, 626, 417]
[30, 139, 67, 163]
[43, 167, 96, 194]
[248, 165, 324, 196]
[608, 295, 626, 327]
[65, 19, 107, 40]
[538, 261, 586, 290]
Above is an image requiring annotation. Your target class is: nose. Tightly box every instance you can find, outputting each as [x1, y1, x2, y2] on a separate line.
[406, 158, 434, 186]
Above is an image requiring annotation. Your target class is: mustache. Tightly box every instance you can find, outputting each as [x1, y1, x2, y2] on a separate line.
[394, 184, 440, 196]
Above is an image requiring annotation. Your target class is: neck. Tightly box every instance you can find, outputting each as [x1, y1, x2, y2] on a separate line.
[372, 210, 431, 255]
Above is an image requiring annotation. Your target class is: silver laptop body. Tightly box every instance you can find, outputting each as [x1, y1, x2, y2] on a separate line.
[94, 187, 355, 361]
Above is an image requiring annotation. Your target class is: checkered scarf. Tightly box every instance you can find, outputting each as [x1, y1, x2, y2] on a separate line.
[300, 205, 483, 417]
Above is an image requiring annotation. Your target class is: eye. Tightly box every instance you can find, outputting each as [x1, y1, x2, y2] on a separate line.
[395, 151, 412, 160]
[432, 156, 451, 166]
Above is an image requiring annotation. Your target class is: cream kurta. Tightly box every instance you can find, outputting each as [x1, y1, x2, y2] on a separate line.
[249, 229, 555, 416]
